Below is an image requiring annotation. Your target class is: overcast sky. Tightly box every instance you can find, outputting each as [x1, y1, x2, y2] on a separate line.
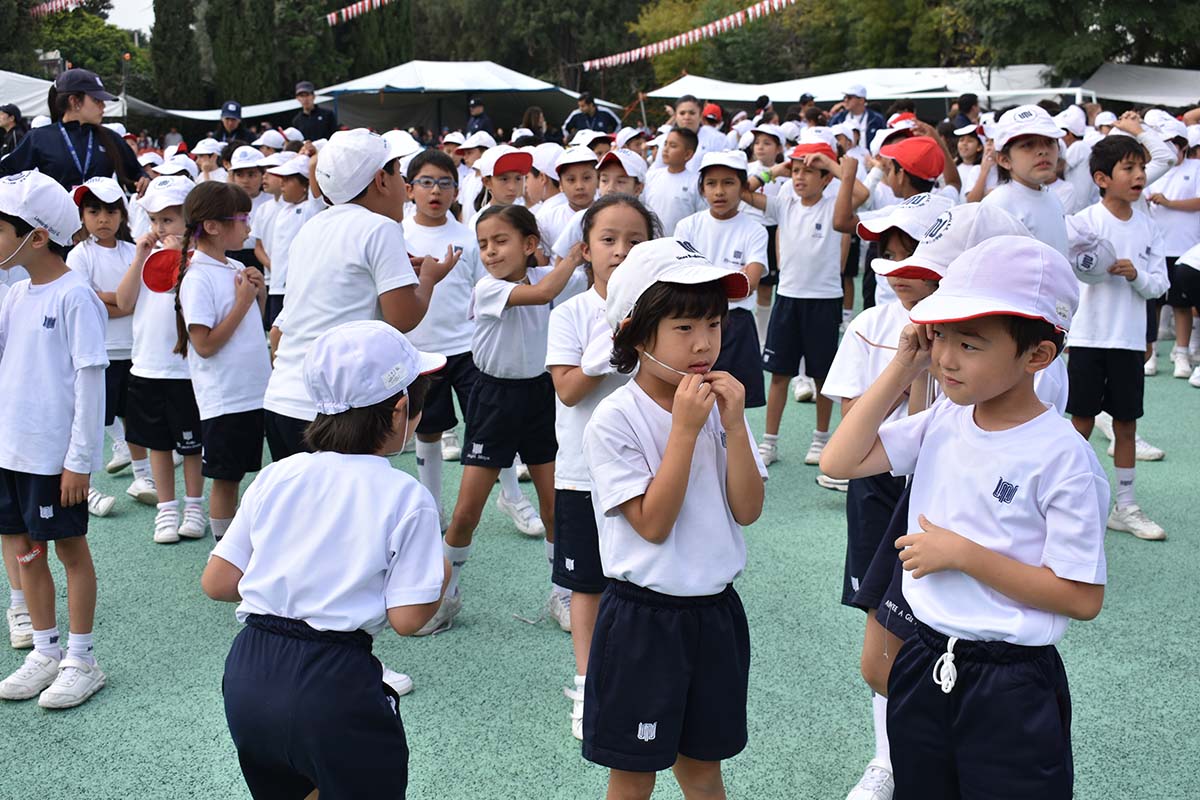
[109, 0, 154, 35]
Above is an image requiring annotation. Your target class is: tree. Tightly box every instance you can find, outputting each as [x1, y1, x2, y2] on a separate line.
[35, 9, 148, 94]
[151, 0, 205, 107]
[274, 0, 350, 96]
[205, 0, 278, 103]
[0, 0, 39, 75]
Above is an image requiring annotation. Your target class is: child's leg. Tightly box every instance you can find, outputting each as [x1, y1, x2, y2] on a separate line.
[765, 373, 792, 436]
[571, 592, 601, 671]
[182, 453, 204, 499]
[2, 535, 21, 595]
[1111, 419, 1136, 471]
[1070, 415, 1095, 440]
[814, 380, 832, 433]
[149, 449, 176, 501]
[13, 534, 56, 636]
[672, 755, 726, 800]
[53, 537, 96, 661]
[127, 439, 148, 464]
[528, 462, 556, 541]
[414, 432, 444, 509]
[860, 610, 905, 697]
[606, 769, 656, 800]
[444, 465, 501, 596]
[209, 479, 239, 522]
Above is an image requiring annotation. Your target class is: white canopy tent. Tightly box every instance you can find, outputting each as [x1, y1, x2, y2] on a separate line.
[163, 95, 335, 122]
[1081, 64, 1200, 108]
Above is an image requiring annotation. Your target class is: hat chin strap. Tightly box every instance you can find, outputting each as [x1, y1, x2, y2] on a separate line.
[641, 350, 690, 378]
[0, 230, 35, 270]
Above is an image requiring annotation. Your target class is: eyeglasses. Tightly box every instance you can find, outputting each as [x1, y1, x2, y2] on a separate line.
[410, 177, 456, 190]
[222, 214, 251, 223]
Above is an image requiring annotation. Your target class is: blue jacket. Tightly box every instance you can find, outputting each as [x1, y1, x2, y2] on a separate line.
[562, 107, 621, 138]
[0, 120, 145, 189]
[829, 108, 886, 150]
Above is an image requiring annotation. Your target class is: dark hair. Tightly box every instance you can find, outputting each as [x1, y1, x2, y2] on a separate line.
[996, 134, 1058, 184]
[47, 87, 135, 191]
[899, 168, 935, 194]
[173, 182, 253, 355]
[676, 94, 701, 111]
[580, 193, 660, 250]
[878, 227, 920, 260]
[219, 140, 250, 167]
[611, 281, 728, 373]
[697, 163, 749, 195]
[1002, 315, 1065, 357]
[406, 148, 457, 183]
[521, 106, 545, 131]
[1037, 99, 1061, 116]
[803, 106, 825, 127]
[349, 157, 397, 203]
[476, 204, 540, 267]
[886, 99, 915, 116]
[957, 93, 979, 113]
[1088, 135, 1148, 197]
[0, 211, 68, 258]
[303, 376, 431, 455]
[79, 195, 133, 243]
[284, 141, 303, 153]
[667, 126, 698, 154]
[511, 135, 539, 148]
[955, 129, 983, 165]
[578, 93, 594, 105]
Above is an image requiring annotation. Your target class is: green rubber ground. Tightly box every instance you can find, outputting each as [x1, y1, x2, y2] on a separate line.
[2, 342, 1197, 800]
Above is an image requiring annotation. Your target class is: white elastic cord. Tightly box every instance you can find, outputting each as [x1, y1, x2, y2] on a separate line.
[932, 636, 958, 694]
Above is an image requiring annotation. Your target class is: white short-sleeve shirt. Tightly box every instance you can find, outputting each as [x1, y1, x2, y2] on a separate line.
[673, 210, 769, 311]
[267, 195, 325, 297]
[822, 301, 910, 424]
[642, 168, 706, 236]
[1147, 159, 1200, 256]
[763, 191, 842, 299]
[981, 181, 1069, 257]
[130, 247, 191, 380]
[470, 266, 556, 379]
[402, 216, 484, 356]
[66, 238, 136, 359]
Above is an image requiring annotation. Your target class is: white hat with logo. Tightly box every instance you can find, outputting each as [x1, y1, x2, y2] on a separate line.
[992, 105, 1064, 150]
[0, 170, 81, 246]
[873, 202, 1031, 281]
[314, 129, 390, 205]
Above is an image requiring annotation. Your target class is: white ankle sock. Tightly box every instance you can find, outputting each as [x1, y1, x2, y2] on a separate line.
[9, 589, 24, 608]
[106, 418, 126, 446]
[545, 538, 555, 570]
[764, 433, 779, 445]
[67, 631, 95, 666]
[872, 693, 891, 770]
[812, 429, 831, 444]
[1115, 467, 1136, 508]
[131, 458, 150, 480]
[415, 440, 443, 506]
[33, 626, 62, 661]
[156, 500, 179, 514]
[444, 541, 472, 598]
[184, 495, 204, 511]
[499, 467, 523, 503]
[211, 517, 232, 541]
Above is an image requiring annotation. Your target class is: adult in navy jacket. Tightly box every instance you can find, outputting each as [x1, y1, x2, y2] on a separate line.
[829, 85, 885, 152]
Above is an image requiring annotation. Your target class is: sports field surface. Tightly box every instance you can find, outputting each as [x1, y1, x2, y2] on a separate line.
[2, 342, 1196, 800]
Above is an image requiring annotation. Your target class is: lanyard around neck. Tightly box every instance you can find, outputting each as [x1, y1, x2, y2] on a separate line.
[58, 123, 94, 179]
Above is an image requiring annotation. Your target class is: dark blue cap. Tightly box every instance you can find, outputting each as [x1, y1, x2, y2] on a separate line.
[221, 100, 242, 120]
[54, 69, 116, 102]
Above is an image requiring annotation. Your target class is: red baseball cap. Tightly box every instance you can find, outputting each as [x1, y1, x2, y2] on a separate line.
[702, 103, 722, 122]
[879, 136, 945, 181]
[788, 142, 837, 163]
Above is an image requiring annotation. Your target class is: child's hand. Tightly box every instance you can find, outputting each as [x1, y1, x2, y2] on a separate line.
[160, 234, 183, 252]
[60, 469, 89, 508]
[981, 140, 995, 166]
[895, 515, 967, 578]
[703, 370, 745, 430]
[1148, 193, 1169, 207]
[1115, 111, 1143, 136]
[135, 231, 159, 260]
[672, 373, 715, 435]
[1108, 258, 1138, 281]
[894, 323, 933, 374]
[234, 268, 260, 307]
[804, 152, 838, 173]
[415, 245, 460, 284]
[911, 120, 939, 141]
[840, 155, 859, 179]
[770, 161, 791, 179]
[561, 241, 586, 270]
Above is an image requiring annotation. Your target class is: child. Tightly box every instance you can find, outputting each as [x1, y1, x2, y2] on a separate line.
[193, 138, 227, 184]
[524, 142, 564, 211]
[263, 155, 323, 327]
[746, 123, 788, 341]
[674, 150, 768, 408]
[1067, 135, 1169, 540]
[115, 175, 208, 544]
[425, 205, 582, 635]
[251, 152, 287, 325]
[455, 131, 497, 221]
[642, 127, 705, 236]
[821, 235, 1106, 800]
[538, 146, 598, 252]
[954, 124, 996, 202]
[552, 149, 647, 264]
[225, 146, 269, 270]
[981, 105, 1069, 255]
[545, 194, 657, 739]
[202, 319, 448, 799]
[0, 170, 108, 708]
[468, 145, 532, 227]
[581, 237, 766, 799]
[175, 182, 270, 543]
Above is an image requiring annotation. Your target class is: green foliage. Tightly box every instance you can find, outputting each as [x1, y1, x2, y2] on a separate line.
[0, 0, 40, 74]
[205, 0, 279, 103]
[35, 9, 150, 96]
[151, 0, 205, 107]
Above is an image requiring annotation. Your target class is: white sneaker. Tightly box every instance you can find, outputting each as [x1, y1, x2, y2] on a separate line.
[1144, 356, 1158, 376]
[6, 606, 32, 649]
[805, 437, 827, 465]
[178, 505, 208, 539]
[0, 650, 61, 700]
[816, 473, 849, 492]
[565, 675, 585, 741]
[37, 657, 106, 709]
[1107, 504, 1166, 541]
[1190, 365, 1200, 388]
[414, 593, 462, 636]
[1105, 435, 1165, 462]
[381, 666, 414, 697]
[87, 488, 115, 518]
[515, 460, 532, 482]
[846, 761, 894, 800]
[441, 430, 462, 462]
[1173, 350, 1192, 378]
[548, 590, 571, 632]
[172, 450, 184, 467]
[792, 375, 815, 402]
[105, 441, 131, 474]
[496, 493, 545, 537]
[153, 507, 180, 544]
[758, 440, 779, 466]
[126, 475, 158, 505]
[1093, 412, 1115, 442]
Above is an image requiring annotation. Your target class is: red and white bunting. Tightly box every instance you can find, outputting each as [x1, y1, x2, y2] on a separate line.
[29, 0, 82, 17]
[326, 0, 398, 27]
[582, 0, 797, 71]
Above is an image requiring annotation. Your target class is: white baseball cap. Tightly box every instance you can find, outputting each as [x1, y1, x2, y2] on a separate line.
[953, 122, 988, 140]
[1053, 106, 1087, 138]
[141, 175, 194, 214]
[1094, 111, 1117, 128]
[259, 152, 294, 169]
[163, 144, 181, 160]
[596, 148, 647, 183]
[303, 320, 446, 415]
[857, 192, 955, 266]
[1142, 109, 1175, 132]
[442, 131, 466, 147]
[267, 154, 310, 178]
[780, 121, 803, 143]
[829, 122, 857, 143]
[382, 129, 421, 160]
[0, 171, 81, 246]
[615, 127, 647, 149]
[252, 130, 286, 150]
[529, 142, 565, 178]
[749, 123, 785, 148]
[314, 129, 391, 205]
[1155, 116, 1188, 143]
[699, 149, 748, 176]
[72, 176, 126, 208]
[555, 145, 598, 175]
[192, 138, 224, 156]
[1188, 125, 1200, 149]
[509, 127, 534, 143]
[801, 126, 838, 152]
[30, 115, 50, 129]
[569, 129, 614, 148]
[992, 105, 1064, 150]
[886, 112, 918, 131]
[475, 145, 533, 178]
[873, 202, 1031, 281]
[312, 138, 328, 152]
[869, 127, 911, 156]
[604, 238, 751, 331]
[283, 127, 305, 143]
[460, 131, 497, 151]
[1065, 213, 1118, 285]
[909, 235, 1078, 332]
[155, 156, 199, 180]
[229, 146, 264, 171]
[737, 131, 755, 150]
[104, 122, 128, 138]
[138, 152, 164, 169]
[843, 84, 867, 99]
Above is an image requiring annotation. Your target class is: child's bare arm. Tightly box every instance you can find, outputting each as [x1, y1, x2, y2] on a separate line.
[201, 556, 244, 602]
[508, 244, 582, 307]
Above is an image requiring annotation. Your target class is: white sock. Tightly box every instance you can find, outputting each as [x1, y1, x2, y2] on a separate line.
[107, 417, 126, 446]
[131, 458, 150, 481]
[10, 589, 24, 608]
[184, 495, 204, 512]
[415, 440, 443, 506]
[499, 467, 523, 503]
[812, 429, 831, 444]
[872, 693, 891, 770]
[755, 303, 772, 342]
[1115, 467, 1136, 508]
[211, 517, 232, 541]
[67, 631, 95, 666]
[33, 626, 62, 661]
[842, 308, 853, 323]
[444, 541, 472, 598]
[764, 433, 779, 445]
[156, 500, 179, 514]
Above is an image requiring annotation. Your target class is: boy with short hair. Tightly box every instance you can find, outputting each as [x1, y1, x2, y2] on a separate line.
[538, 146, 597, 252]
[642, 127, 705, 235]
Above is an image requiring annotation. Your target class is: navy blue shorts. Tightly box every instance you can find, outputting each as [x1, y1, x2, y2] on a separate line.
[0, 467, 88, 542]
[201, 410, 264, 482]
[759, 225, 779, 287]
[583, 581, 750, 772]
[104, 358, 132, 426]
[124, 375, 203, 455]
[852, 483, 915, 641]
[461, 372, 556, 468]
[761, 296, 841, 380]
[416, 352, 479, 436]
[264, 411, 312, 463]
[1065, 347, 1143, 421]
[223, 615, 408, 800]
[713, 309, 765, 408]
[842, 471, 906, 608]
[888, 620, 1073, 800]
[551, 490, 605, 593]
[264, 295, 284, 330]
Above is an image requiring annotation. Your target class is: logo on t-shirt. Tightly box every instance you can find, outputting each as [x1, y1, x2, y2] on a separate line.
[733, 250, 743, 260]
[992, 476, 1019, 504]
[637, 722, 657, 742]
[42, 316, 56, 330]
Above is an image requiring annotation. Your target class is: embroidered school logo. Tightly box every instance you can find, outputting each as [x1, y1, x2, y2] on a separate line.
[637, 722, 657, 742]
[470, 442, 484, 456]
[182, 430, 194, 442]
[42, 316, 56, 330]
[733, 250, 742, 260]
[992, 477, 1019, 504]
[922, 212, 952, 243]
[39, 505, 54, 519]
[720, 431, 727, 448]
[815, 222, 822, 230]
[565, 558, 575, 572]
[902, 194, 930, 208]
[1016, 109, 1036, 120]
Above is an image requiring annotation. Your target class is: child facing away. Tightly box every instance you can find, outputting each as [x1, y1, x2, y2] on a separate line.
[202, 320, 448, 800]
[581, 237, 766, 799]
[642, 127, 706, 236]
[0, 171, 109, 709]
[822, 236, 1107, 800]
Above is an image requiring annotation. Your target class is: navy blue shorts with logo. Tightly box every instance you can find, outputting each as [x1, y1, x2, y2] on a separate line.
[583, 581, 750, 772]
[552, 489, 606, 593]
[1065, 346, 1144, 421]
[461, 372, 557, 468]
[762, 296, 842, 380]
[104, 358, 133, 426]
[223, 615, 408, 800]
[888, 620, 1073, 800]
[0, 467, 88, 542]
[201, 410, 265, 482]
[713, 309, 765, 408]
[124, 375, 203, 455]
[852, 483, 916, 642]
[416, 352, 479, 436]
[842, 471, 906, 608]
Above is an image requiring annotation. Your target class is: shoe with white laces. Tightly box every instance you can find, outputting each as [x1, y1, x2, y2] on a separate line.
[381, 666, 414, 697]
[548, 591, 571, 632]
[1107, 504, 1166, 541]
[441, 430, 462, 462]
[87, 488, 115, 518]
[565, 675, 585, 741]
[758, 440, 779, 466]
[153, 507, 180, 544]
[816, 473, 849, 492]
[1173, 350, 1192, 378]
[1143, 356, 1157, 376]
[1190, 365, 1200, 388]
[37, 657, 106, 709]
[1105, 434, 1165, 462]
[805, 436, 827, 466]
[6, 606, 32, 649]
[0, 650, 61, 700]
[414, 593, 462, 636]
[792, 375, 815, 402]
[178, 505, 208, 539]
[105, 441, 131, 474]
[126, 475, 158, 505]
[846, 761, 894, 800]
[496, 493, 545, 537]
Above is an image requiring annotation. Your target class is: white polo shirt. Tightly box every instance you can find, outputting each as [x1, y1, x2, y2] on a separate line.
[643, 168, 705, 236]
[673, 210, 769, 312]
[66, 238, 136, 360]
[763, 191, 842, 299]
[211, 452, 445, 635]
[402, 216, 484, 357]
[981, 180, 1069, 257]
[879, 399, 1108, 646]
[583, 380, 767, 597]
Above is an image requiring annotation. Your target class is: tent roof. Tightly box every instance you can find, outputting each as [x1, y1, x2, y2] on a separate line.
[1081, 63, 1200, 107]
[0, 69, 140, 119]
[163, 96, 335, 121]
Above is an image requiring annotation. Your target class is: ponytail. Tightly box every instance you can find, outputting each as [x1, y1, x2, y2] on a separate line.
[172, 228, 193, 356]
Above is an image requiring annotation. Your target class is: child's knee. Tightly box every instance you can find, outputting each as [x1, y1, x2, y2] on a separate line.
[608, 769, 655, 800]
[861, 650, 891, 696]
[1112, 418, 1137, 436]
[15, 538, 45, 569]
[54, 538, 92, 569]
[673, 757, 724, 796]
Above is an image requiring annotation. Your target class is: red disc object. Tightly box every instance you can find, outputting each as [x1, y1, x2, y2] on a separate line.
[142, 249, 189, 293]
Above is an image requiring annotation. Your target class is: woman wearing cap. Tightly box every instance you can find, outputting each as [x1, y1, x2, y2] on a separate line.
[1, 104, 29, 160]
[0, 70, 147, 195]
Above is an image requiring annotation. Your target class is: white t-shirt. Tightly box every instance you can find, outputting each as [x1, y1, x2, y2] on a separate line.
[1063, 139, 1098, 208]
[251, 196, 282, 287]
[128, 194, 150, 240]
[763, 191, 842, 299]
[267, 195, 325, 297]
[583, 379, 767, 597]
[211, 452, 444, 635]
[402, 216, 484, 356]
[197, 167, 228, 184]
[981, 181, 1068, 257]
[879, 400, 1108, 646]
[0, 270, 108, 475]
[470, 266, 557, 379]
[535, 193, 574, 257]
[178, 252, 271, 419]
[458, 171, 483, 220]
[822, 301, 910, 425]
[264, 204, 419, 422]
[957, 162, 999, 198]
[1049, 179, 1080, 215]
[66, 238, 136, 359]
[1147, 159, 1200, 256]
[545, 289, 631, 491]
[642, 168, 705, 236]
[130, 248, 190, 380]
[673, 210, 769, 311]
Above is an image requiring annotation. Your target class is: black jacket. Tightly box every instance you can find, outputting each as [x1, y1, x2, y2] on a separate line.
[0, 120, 145, 189]
[290, 108, 338, 141]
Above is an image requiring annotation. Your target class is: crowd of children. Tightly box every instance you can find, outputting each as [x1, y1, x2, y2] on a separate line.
[1, 80, 1198, 800]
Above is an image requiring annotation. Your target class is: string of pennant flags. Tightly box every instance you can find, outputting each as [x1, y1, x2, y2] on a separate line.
[582, 0, 798, 72]
[29, 0, 82, 17]
[326, 0, 398, 26]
